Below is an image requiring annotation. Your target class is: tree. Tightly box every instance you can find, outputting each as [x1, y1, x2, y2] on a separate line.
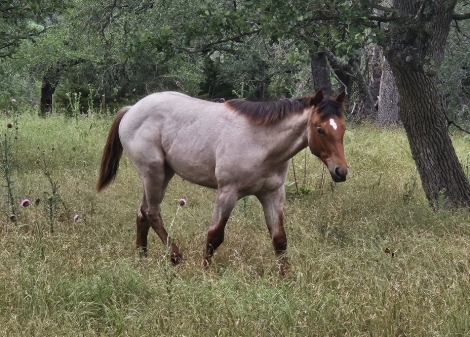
[380, 1, 470, 206]
[377, 57, 400, 126]
[170, 0, 470, 207]
[0, 1, 62, 58]
[439, 17, 470, 118]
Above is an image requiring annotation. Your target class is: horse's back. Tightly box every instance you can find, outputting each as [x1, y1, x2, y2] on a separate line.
[119, 92, 235, 188]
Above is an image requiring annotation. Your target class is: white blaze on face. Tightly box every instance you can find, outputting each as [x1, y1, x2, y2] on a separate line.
[330, 118, 338, 130]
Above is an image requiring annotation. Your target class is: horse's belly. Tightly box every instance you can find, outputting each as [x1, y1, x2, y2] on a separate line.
[165, 151, 218, 189]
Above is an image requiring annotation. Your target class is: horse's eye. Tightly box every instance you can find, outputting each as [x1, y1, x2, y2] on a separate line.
[317, 127, 325, 135]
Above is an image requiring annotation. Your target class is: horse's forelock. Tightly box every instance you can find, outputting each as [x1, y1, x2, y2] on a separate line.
[315, 98, 345, 119]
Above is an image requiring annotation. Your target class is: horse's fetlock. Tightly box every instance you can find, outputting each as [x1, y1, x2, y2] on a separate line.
[272, 234, 287, 253]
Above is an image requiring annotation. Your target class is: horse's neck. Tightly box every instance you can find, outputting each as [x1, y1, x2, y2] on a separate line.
[264, 111, 309, 163]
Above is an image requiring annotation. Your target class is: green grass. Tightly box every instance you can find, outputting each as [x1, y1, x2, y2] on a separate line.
[0, 111, 470, 336]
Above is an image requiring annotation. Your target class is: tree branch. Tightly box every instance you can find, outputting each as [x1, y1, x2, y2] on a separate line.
[174, 29, 261, 54]
[453, 12, 470, 20]
[452, 20, 470, 40]
[441, 98, 470, 135]
[304, 10, 399, 24]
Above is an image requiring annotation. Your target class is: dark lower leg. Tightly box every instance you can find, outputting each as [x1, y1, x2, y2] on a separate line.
[136, 212, 151, 256]
[273, 235, 289, 277]
[270, 216, 289, 276]
[203, 217, 228, 267]
[150, 213, 182, 265]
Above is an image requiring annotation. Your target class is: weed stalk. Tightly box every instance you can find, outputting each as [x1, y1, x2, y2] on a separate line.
[1, 132, 16, 219]
[37, 148, 64, 233]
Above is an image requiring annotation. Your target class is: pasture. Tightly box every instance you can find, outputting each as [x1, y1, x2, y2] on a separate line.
[1, 110, 470, 336]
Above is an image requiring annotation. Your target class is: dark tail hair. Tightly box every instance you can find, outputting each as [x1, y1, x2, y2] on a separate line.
[96, 106, 131, 192]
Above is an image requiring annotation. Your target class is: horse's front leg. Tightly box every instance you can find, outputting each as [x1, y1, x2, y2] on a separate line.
[203, 187, 238, 268]
[257, 186, 289, 276]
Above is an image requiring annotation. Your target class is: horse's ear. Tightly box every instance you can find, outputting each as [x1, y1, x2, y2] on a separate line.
[336, 91, 346, 104]
[311, 89, 324, 106]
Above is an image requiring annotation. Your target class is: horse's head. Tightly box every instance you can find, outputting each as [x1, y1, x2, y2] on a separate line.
[307, 90, 348, 182]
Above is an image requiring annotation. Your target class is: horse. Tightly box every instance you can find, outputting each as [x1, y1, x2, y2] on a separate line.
[96, 90, 348, 275]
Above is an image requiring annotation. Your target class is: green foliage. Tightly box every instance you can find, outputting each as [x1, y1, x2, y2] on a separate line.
[439, 19, 470, 119]
[0, 0, 469, 118]
[0, 0, 64, 57]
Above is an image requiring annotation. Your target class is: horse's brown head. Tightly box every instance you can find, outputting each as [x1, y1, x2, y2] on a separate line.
[307, 90, 348, 182]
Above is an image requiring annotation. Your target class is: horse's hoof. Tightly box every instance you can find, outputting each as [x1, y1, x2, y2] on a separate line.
[202, 259, 211, 269]
[137, 247, 148, 259]
[171, 253, 183, 265]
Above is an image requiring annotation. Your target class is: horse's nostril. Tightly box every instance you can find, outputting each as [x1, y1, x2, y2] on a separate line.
[335, 167, 341, 177]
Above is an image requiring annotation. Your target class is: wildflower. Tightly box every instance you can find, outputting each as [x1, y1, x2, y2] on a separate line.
[21, 199, 30, 207]
[73, 214, 79, 222]
[11, 98, 16, 103]
[179, 198, 187, 207]
[298, 84, 303, 89]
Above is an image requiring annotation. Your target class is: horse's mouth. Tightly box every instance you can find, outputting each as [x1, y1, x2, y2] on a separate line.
[331, 173, 347, 182]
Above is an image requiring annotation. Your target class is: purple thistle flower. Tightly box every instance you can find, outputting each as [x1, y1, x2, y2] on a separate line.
[11, 99, 16, 103]
[179, 198, 187, 207]
[73, 214, 79, 221]
[21, 199, 30, 207]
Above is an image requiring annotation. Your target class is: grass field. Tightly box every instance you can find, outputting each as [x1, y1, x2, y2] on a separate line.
[1, 110, 470, 336]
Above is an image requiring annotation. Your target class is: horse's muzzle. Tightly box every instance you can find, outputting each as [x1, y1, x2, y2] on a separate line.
[331, 166, 348, 182]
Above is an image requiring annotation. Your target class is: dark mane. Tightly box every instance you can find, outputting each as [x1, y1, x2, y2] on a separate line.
[225, 96, 315, 125]
[225, 95, 344, 125]
[315, 98, 345, 119]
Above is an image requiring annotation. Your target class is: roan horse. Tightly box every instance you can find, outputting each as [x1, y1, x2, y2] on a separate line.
[96, 90, 348, 275]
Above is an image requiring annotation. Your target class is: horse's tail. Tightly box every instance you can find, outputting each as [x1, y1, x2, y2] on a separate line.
[96, 106, 132, 192]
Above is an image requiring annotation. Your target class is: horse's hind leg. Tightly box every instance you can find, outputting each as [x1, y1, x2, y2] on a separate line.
[136, 200, 151, 257]
[136, 163, 181, 264]
[257, 186, 289, 276]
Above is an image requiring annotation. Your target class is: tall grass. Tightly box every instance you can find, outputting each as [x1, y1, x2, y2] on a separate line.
[0, 110, 470, 336]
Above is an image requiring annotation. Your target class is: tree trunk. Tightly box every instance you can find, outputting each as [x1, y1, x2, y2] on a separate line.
[368, 45, 382, 112]
[327, 53, 353, 95]
[384, 0, 470, 207]
[40, 78, 56, 117]
[310, 50, 332, 96]
[391, 67, 470, 206]
[327, 52, 375, 119]
[378, 57, 400, 126]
